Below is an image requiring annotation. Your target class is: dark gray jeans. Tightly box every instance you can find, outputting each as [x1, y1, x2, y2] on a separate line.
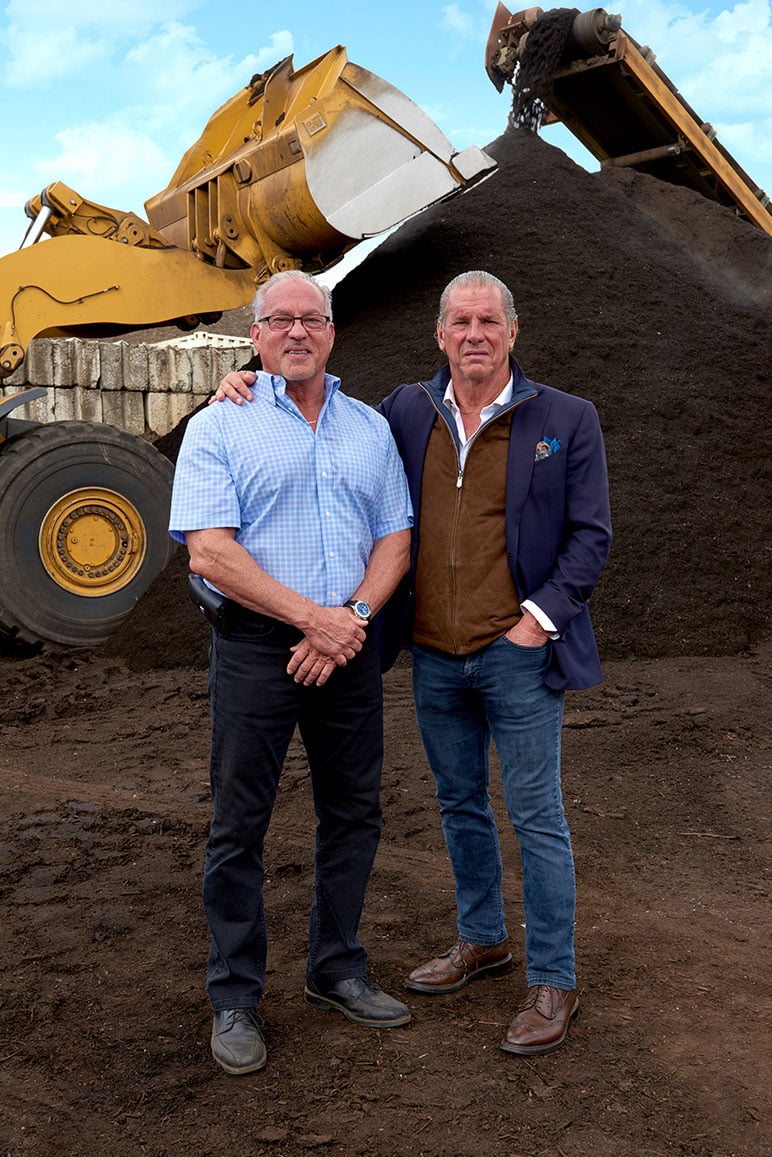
[203, 609, 383, 1011]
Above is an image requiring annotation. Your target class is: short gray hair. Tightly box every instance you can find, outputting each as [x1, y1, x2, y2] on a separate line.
[251, 270, 333, 325]
[438, 271, 517, 327]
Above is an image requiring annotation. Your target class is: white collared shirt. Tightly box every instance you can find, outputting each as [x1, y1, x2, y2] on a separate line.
[443, 376, 513, 469]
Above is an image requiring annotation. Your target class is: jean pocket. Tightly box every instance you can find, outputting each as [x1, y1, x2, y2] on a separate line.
[498, 634, 548, 652]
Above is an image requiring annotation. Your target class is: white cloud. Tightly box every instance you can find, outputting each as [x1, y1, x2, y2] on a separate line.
[0, 184, 30, 209]
[2, 0, 196, 87]
[19, 22, 298, 220]
[123, 23, 293, 142]
[126, 22, 291, 83]
[718, 119, 772, 166]
[33, 123, 170, 210]
[440, 0, 498, 44]
[675, 12, 772, 117]
[2, 0, 769, 253]
[712, 0, 770, 39]
[661, 8, 770, 175]
[5, 27, 107, 86]
[123, 25, 294, 200]
[441, 4, 474, 36]
[237, 29, 295, 72]
[6, 0, 190, 20]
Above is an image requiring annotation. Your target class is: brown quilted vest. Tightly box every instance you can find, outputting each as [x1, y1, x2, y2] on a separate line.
[412, 413, 522, 654]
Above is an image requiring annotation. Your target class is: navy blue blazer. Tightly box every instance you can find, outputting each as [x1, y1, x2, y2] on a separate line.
[377, 357, 612, 690]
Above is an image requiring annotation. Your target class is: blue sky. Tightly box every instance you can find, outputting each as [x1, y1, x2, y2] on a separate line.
[1, 0, 770, 262]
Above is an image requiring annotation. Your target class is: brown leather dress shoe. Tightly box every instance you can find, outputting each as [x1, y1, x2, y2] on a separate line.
[405, 939, 513, 994]
[500, 985, 579, 1055]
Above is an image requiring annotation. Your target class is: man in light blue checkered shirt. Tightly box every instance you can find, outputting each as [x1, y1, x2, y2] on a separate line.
[169, 271, 413, 1075]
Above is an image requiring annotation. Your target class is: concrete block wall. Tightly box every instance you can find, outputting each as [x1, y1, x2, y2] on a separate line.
[0, 336, 254, 439]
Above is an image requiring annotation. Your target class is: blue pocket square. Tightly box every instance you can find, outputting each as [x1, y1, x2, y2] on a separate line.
[534, 437, 561, 461]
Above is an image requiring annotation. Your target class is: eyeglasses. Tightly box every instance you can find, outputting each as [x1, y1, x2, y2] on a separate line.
[257, 314, 330, 332]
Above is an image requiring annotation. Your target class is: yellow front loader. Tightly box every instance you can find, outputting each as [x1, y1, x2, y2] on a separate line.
[0, 47, 494, 648]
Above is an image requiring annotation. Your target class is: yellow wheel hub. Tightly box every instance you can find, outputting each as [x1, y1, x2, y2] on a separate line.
[39, 487, 147, 597]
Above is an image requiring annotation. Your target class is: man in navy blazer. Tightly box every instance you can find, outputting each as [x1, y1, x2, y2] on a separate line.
[380, 271, 611, 1056]
[378, 348, 610, 691]
[214, 269, 611, 1058]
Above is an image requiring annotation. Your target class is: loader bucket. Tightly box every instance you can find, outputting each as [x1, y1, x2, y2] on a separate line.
[145, 47, 496, 277]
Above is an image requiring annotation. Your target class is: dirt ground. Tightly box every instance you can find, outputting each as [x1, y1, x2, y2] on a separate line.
[1, 632, 769, 1157]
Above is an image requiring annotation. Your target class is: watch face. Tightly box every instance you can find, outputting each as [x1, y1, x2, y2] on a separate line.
[353, 600, 371, 619]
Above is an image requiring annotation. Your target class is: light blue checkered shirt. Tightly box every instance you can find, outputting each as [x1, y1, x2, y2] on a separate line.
[169, 372, 412, 606]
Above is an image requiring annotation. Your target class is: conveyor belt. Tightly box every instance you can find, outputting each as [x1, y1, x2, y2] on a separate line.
[486, 6, 771, 235]
[545, 31, 771, 234]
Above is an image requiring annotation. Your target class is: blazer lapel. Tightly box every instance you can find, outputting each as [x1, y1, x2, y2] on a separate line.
[506, 390, 551, 522]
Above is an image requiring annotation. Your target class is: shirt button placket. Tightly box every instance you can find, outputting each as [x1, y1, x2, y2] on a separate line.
[318, 446, 338, 598]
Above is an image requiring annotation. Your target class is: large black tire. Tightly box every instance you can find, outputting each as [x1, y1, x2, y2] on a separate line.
[0, 421, 175, 647]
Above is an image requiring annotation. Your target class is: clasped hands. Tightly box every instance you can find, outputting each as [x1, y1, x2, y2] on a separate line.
[290, 605, 367, 687]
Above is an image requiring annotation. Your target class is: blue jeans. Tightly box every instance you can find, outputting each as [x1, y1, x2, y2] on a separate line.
[412, 637, 575, 990]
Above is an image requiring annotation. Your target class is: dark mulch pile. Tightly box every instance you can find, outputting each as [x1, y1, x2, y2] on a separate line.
[107, 127, 772, 672]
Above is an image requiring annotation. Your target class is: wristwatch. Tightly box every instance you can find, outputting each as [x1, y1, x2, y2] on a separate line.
[345, 598, 372, 623]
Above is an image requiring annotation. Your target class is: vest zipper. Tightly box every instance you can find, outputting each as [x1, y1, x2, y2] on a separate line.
[417, 383, 533, 652]
[417, 383, 534, 489]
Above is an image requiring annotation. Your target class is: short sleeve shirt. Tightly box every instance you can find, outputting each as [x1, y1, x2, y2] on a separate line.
[169, 372, 413, 606]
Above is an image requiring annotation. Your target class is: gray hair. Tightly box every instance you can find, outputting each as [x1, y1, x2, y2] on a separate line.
[251, 270, 333, 325]
[438, 271, 517, 327]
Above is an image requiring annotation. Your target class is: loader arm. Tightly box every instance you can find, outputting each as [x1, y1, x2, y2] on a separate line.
[0, 46, 495, 378]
